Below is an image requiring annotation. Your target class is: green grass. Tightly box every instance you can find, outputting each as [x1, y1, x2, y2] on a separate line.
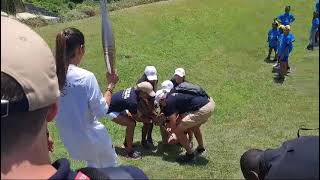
[37, 0, 319, 178]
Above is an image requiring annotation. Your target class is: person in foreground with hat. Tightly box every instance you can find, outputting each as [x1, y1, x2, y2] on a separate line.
[154, 84, 215, 163]
[54, 27, 119, 168]
[240, 136, 319, 180]
[276, 25, 295, 79]
[136, 66, 158, 149]
[1, 15, 148, 179]
[107, 82, 156, 159]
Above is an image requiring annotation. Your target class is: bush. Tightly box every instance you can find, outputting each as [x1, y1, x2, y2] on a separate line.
[61, 9, 88, 21]
[76, 4, 96, 17]
[19, 17, 49, 27]
[24, 0, 166, 24]
[67, 2, 76, 10]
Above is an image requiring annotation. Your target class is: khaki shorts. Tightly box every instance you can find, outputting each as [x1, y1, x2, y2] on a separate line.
[179, 98, 215, 130]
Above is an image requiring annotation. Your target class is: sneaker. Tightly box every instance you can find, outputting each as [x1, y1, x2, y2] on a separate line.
[127, 150, 142, 159]
[195, 147, 206, 155]
[287, 67, 291, 73]
[177, 152, 195, 163]
[273, 63, 279, 67]
[307, 45, 314, 51]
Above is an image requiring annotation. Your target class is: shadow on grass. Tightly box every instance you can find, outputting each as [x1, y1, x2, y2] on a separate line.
[273, 76, 285, 84]
[115, 141, 209, 166]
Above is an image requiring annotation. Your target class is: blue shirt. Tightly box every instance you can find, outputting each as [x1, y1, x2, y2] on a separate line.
[163, 93, 209, 117]
[278, 32, 295, 57]
[312, 17, 319, 30]
[108, 88, 138, 114]
[276, 31, 284, 52]
[278, 13, 295, 25]
[268, 28, 280, 47]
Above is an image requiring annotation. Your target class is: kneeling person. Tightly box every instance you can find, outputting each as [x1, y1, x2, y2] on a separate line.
[156, 88, 215, 163]
[107, 82, 156, 159]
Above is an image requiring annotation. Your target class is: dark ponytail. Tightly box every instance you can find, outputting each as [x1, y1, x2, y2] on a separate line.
[55, 28, 85, 90]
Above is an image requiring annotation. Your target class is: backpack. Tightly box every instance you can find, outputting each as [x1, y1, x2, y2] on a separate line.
[174, 82, 209, 98]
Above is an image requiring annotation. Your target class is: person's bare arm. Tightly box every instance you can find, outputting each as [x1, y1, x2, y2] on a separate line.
[104, 72, 119, 105]
[167, 113, 178, 132]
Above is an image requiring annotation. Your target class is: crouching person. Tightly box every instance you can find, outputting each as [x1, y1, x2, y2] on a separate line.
[107, 82, 156, 159]
[155, 88, 215, 163]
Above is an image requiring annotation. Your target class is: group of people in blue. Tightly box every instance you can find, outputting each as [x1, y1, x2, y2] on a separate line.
[266, 3, 319, 81]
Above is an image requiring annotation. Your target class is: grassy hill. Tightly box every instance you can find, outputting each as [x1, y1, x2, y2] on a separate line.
[36, 0, 319, 178]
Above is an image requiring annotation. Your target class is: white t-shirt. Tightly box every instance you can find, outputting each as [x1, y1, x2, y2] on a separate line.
[56, 64, 117, 167]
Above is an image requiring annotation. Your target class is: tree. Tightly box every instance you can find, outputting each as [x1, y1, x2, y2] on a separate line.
[1, 0, 25, 15]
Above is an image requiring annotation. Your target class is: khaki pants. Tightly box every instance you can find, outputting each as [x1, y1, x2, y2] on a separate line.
[179, 98, 215, 130]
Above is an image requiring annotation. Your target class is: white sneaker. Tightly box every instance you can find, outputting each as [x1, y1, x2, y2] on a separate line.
[273, 63, 279, 67]
[274, 65, 280, 70]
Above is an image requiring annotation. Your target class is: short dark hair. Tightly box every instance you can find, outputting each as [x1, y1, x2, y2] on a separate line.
[285, 6, 291, 11]
[1, 72, 48, 157]
[240, 149, 264, 180]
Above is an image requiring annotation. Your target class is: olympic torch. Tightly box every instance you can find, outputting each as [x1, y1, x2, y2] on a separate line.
[100, 0, 115, 73]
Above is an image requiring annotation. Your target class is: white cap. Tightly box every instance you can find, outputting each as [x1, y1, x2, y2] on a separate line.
[174, 68, 185, 77]
[154, 89, 169, 105]
[284, 25, 291, 31]
[144, 66, 157, 81]
[161, 80, 174, 92]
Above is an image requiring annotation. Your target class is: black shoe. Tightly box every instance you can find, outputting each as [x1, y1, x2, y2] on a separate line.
[307, 45, 314, 50]
[141, 140, 151, 149]
[195, 147, 206, 155]
[127, 150, 142, 159]
[177, 152, 195, 163]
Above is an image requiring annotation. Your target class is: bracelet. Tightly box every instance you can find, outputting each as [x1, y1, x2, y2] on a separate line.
[106, 87, 113, 93]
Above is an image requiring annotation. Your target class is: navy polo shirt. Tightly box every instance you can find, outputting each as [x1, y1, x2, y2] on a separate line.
[163, 92, 209, 117]
[108, 88, 138, 114]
